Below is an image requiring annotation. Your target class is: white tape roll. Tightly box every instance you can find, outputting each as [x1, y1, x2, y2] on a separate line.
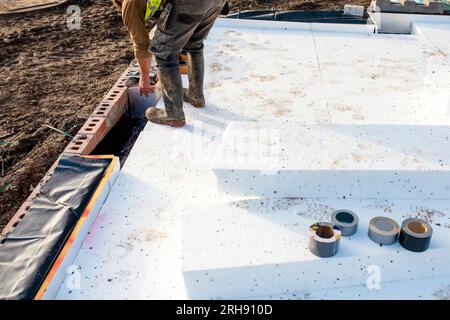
[368, 216, 400, 245]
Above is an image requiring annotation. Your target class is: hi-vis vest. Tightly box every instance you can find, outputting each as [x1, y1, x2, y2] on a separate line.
[144, 0, 163, 22]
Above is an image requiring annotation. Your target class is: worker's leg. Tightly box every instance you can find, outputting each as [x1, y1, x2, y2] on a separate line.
[145, 53, 185, 126]
[148, 1, 204, 125]
[183, 1, 224, 108]
[183, 51, 205, 108]
[148, 0, 224, 125]
[145, 62, 185, 127]
[158, 64, 183, 120]
[148, 16, 187, 126]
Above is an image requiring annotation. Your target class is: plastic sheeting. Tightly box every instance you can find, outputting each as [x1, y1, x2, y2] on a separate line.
[226, 10, 369, 24]
[0, 155, 112, 300]
[92, 112, 147, 165]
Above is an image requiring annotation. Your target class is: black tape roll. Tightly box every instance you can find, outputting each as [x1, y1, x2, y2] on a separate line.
[399, 218, 433, 252]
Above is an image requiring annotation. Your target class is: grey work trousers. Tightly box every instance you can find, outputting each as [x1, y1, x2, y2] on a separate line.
[150, 0, 225, 67]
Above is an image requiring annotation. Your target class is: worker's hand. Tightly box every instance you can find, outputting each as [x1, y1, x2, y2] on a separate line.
[139, 77, 155, 96]
[137, 57, 153, 96]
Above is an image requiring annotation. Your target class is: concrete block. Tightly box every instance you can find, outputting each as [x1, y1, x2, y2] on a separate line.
[371, 0, 444, 14]
[423, 1, 445, 14]
[344, 5, 365, 17]
[372, 0, 410, 13]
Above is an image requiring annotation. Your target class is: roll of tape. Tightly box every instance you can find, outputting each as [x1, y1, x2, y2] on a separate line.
[399, 218, 433, 252]
[331, 209, 359, 236]
[368, 216, 400, 245]
[308, 222, 341, 258]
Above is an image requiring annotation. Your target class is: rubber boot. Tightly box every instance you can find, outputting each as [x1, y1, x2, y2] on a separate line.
[183, 51, 206, 108]
[146, 65, 185, 127]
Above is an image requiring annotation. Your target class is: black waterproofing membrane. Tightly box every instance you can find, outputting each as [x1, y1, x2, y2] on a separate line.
[226, 10, 369, 24]
[0, 155, 112, 300]
[92, 112, 146, 166]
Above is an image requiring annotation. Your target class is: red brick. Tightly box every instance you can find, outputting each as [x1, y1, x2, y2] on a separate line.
[1, 173, 52, 236]
[79, 117, 107, 136]
[64, 133, 97, 155]
[93, 87, 128, 128]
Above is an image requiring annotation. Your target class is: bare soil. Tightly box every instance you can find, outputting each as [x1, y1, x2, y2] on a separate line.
[0, 0, 372, 231]
[0, 0, 133, 230]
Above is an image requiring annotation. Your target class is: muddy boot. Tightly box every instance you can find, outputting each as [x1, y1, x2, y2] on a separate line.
[147, 65, 185, 127]
[146, 107, 185, 127]
[184, 51, 206, 108]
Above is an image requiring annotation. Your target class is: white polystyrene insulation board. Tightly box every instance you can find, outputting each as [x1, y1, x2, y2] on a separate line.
[55, 17, 450, 299]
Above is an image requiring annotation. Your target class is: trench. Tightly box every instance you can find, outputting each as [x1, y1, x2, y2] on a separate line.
[91, 111, 147, 166]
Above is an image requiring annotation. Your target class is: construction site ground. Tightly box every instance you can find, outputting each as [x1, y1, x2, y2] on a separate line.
[54, 16, 450, 299]
[1, 0, 133, 230]
[0, 0, 371, 231]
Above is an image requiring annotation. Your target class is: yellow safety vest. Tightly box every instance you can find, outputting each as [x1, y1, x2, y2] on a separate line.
[144, 0, 163, 22]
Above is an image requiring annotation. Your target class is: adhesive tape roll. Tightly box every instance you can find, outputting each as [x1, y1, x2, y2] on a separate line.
[368, 216, 400, 245]
[308, 222, 341, 258]
[331, 210, 359, 236]
[399, 218, 433, 252]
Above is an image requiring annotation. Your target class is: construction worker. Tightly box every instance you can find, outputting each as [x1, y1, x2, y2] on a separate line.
[113, 0, 226, 127]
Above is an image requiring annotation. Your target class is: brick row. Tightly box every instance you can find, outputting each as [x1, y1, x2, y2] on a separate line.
[2, 62, 138, 235]
[63, 64, 132, 155]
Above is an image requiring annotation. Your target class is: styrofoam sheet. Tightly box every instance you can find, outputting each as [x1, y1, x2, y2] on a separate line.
[258, 274, 450, 300]
[55, 17, 450, 299]
[213, 122, 450, 199]
[182, 201, 450, 299]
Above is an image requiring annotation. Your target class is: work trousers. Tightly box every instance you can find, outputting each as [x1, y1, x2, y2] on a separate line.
[150, 0, 225, 66]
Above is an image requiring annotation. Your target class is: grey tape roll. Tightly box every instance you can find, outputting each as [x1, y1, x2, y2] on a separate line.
[399, 218, 433, 252]
[368, 216, 400, 245]
[331, 210, 359, 236]
[308, 222, 341, 258]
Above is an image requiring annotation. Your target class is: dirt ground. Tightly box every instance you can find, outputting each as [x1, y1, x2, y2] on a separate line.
[0, 0, 372, 231]
[0, 0, 133, 230]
